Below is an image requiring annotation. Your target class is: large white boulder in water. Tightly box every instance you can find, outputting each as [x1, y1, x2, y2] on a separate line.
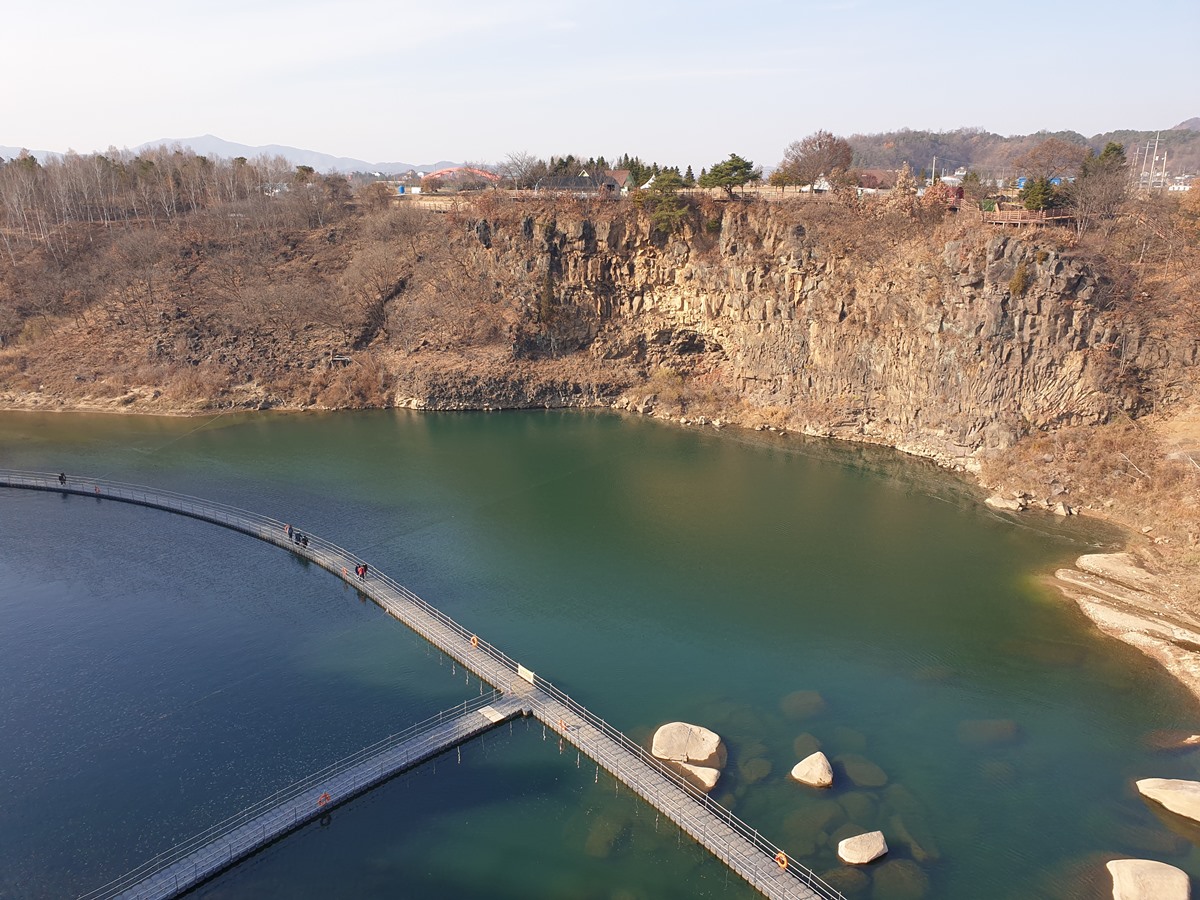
[675, 761, 722, 792]
[651, 722, 728, 769]
[1136, 778, 1200, 822]
[790, 751, 834, 788]
[1107, 858, 1190, 900]
[837, 830, 888, 864]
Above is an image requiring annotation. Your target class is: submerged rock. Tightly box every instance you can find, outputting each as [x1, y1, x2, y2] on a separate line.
[739, 756, 772, 785]
[819, 866, 870, 895]
[785, 798, 845, 846]
[838, 830, 888, 864]
[830, 725, 869, 752]
[839, 791, 878, 824]
[583, 815, 626, 858]
[1106, 858, 1190, 900]
[1106, 816, 1191, 858]
[888, 813, 941, 863]
[793, 732, 823, 758]
[870, 859, 930, 899]
[791, 751, 834, 788]
[781, 690, 827, 719]
[1143, 730, 1200, 752]
[837, 753, 889, 788]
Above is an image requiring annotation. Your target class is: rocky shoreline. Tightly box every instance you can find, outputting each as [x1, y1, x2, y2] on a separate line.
[1052, 553, 1200, 705]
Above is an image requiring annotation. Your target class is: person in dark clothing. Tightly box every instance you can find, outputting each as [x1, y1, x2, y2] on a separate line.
[285, 523, 293, 539]
[301, 534, 309, 548]
[58, 473, 67, 486]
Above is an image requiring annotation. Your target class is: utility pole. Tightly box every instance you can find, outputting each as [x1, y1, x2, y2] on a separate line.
[1150, 133, 1161, 190]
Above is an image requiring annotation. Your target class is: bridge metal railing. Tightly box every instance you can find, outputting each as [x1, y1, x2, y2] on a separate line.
[531, 681, 844, 899]
[75, 693, 509, 900]
[3, 470, 844, 900]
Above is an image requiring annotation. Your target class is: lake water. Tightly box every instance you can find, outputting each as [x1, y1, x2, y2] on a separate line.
[1, 409, 1198, 899]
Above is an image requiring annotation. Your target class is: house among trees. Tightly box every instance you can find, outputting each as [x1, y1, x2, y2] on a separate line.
[606, 169, 632, 195]
[533, 171, 621, 198]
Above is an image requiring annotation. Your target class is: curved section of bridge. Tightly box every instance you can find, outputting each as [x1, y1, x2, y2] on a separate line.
[2, 469, 844, 900]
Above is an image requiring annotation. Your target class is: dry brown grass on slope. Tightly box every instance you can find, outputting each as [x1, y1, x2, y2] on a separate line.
[981, 415, 1200, 605]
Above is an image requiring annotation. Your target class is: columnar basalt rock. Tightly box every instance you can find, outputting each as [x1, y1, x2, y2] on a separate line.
[6, 202, 1188, 481]
[472, 203, 1172, 472]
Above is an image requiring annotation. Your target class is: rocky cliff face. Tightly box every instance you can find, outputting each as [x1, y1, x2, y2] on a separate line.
[468, 203, 1184, 470]
[3, 199, 1189, 475]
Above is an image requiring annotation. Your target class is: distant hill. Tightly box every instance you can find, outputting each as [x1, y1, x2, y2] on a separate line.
[848, 123, 1200, 178]
[0, 136, 456, 174]
[0, 145, 59, 163]
[132, 135, 457, 174]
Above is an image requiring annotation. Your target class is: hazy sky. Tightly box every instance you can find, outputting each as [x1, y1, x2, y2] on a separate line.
[4, 0, 1197, 169]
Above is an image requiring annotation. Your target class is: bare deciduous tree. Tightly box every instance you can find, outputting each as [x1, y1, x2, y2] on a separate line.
[1015, 137, 1088, 181]
[499, 151, 548, 189]
[772, 131, 853, 189]
[1066, 142, 1129, 237]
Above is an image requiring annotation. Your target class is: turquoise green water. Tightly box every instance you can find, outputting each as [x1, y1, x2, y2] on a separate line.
[1, 408, 1198, 899]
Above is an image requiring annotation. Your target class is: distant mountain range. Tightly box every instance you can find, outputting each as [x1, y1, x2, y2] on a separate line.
[0, 134, 458, 174]
[4, 120, 1198, 175]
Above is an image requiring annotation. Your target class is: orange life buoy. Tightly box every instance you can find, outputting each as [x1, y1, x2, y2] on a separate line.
[774, 851, 788, 870]
[471, 635, 479, 649]
[317, 792, 332, 807]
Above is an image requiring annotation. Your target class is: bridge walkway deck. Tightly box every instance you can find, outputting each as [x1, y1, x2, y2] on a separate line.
[2, 471, 842, 900]
[86, 695, 529, 900]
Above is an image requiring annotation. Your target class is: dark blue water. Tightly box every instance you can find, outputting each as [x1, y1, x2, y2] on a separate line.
[1, 409, 1198, 899]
